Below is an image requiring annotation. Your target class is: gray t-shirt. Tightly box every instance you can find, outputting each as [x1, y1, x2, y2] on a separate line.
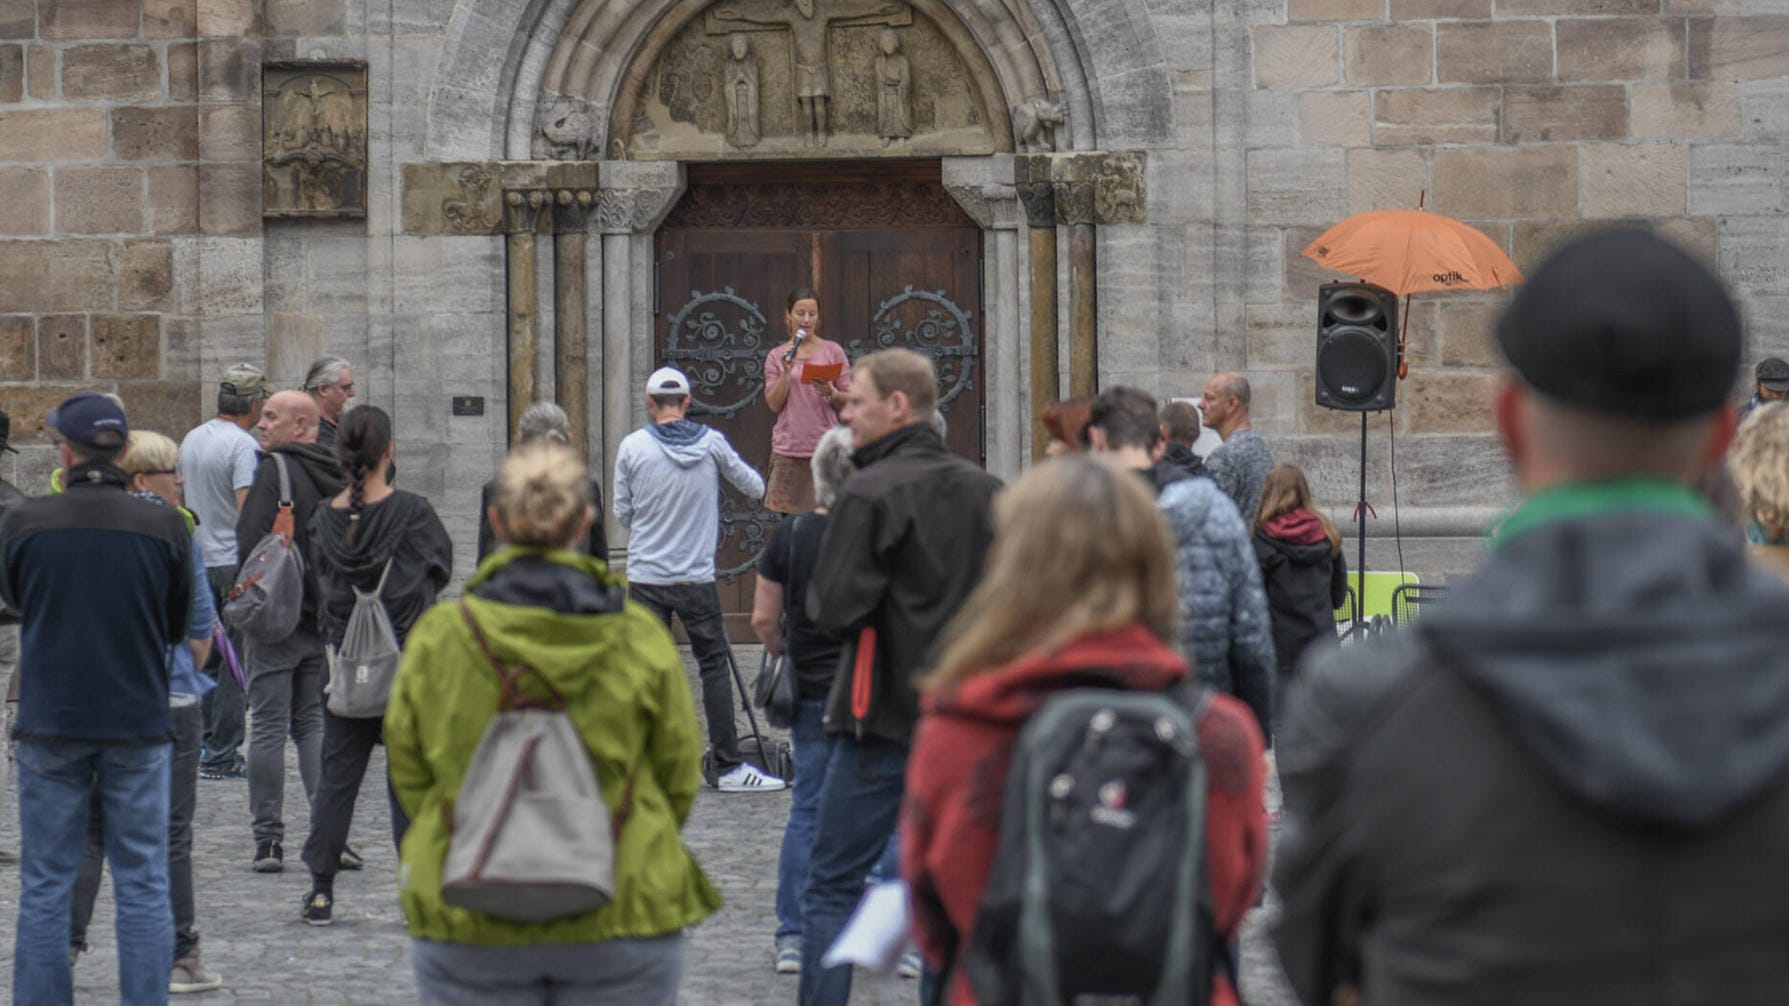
[179, 418, 261, 568]
[1205, 427, 1275, 526]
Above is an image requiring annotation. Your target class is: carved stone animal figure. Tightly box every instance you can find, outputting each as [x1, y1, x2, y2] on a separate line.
[538, 95, 596, 160]
[1013, 97, 1065, 152]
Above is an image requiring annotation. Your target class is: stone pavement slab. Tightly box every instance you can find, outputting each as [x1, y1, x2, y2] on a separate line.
[0, 647, 1298, 1004]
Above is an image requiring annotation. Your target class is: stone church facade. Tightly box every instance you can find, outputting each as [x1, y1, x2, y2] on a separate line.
[1, 0, 1785, 584]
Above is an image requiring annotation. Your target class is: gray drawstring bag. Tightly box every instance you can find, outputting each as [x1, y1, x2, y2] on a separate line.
[326, 558, 400, 718]
[441, 600, 638, 923]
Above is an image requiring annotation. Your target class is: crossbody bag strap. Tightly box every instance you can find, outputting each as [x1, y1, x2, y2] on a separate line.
[272, 452, 292, 506]
[781, 514, 805, 625]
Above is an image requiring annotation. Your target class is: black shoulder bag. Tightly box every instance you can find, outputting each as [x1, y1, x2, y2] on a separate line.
[752, 515, 801, 728]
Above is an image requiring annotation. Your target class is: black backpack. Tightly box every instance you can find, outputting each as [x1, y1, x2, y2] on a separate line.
[962, 679, 1235, 1006]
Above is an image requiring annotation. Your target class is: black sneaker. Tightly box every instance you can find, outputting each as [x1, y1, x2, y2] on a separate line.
[300, 890, 333, 926]
[339, 844, 364, 871]
[199, 764, 246, 781]
[253, 841, 283, 873]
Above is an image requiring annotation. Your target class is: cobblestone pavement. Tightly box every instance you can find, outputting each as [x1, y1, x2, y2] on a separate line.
[0, 647, 1298, 1005]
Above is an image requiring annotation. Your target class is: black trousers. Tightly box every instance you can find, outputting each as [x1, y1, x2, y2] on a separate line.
[300, 709, 409, 882]
[200, 565, 247, 772]
[628, 581, 742, 772]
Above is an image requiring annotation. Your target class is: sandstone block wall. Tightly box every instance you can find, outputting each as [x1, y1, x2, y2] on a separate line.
[0, 0, 1784, 561]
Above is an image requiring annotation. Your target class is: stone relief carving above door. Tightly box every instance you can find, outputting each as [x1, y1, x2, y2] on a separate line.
[601, 0, 1008, 160]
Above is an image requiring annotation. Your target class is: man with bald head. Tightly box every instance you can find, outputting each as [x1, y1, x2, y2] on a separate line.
[1201, 371, 1276, 525]
[235, 389, 344, 872]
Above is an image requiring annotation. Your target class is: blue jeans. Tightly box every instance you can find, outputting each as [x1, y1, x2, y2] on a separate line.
[14, 740, 173, 1006]
[778, 704, 905, 944]
[798, 734, 909, 1005]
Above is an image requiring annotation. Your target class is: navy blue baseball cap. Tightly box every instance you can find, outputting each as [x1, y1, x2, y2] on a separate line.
[46, 392, 128, 451]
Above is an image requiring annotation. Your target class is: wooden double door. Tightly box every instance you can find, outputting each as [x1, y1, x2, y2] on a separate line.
[654, 161, 984, 638]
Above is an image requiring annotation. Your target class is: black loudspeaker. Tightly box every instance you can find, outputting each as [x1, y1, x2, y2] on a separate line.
[1315, 282, 1398, 412]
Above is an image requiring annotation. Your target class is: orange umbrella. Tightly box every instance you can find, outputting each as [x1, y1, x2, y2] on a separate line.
[1301, 209, 1521, 296]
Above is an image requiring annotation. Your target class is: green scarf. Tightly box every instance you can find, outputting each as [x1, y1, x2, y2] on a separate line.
[1491, 478, 1712, 552]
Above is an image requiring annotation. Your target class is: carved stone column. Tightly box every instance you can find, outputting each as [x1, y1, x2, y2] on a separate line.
[943, 155, 1023, 479]
[1051, 156, 1099, 399]
[1015, 155, 1057, 460]
[553, 188, 595, 453]
[504, 189, 548, 445]
[591, 161, 686, 551]
[1049, 152, 1147, 400]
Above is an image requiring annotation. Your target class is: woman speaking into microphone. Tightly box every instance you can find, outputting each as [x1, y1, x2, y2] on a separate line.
[763, 286, 851, 514]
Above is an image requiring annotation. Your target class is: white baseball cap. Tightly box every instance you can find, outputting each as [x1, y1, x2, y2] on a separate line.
[646, 367, 691, 396]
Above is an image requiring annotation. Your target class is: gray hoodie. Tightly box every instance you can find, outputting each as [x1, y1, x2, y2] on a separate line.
[613, 419, 764, 584]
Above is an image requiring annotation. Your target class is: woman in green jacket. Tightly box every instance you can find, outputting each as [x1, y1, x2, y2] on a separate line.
[385, 442, 719, 1004]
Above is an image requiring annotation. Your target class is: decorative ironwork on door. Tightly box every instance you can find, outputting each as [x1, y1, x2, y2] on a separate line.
[846, 285, 979, 411]
[662, 286, 772, 420]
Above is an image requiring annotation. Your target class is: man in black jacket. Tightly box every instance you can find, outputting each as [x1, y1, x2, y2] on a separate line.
[1, 393, 192, 1001]
[1274, 230, 1789, 1004]
[236, 390, 344, 873]
[799, 348, 1002, 1003]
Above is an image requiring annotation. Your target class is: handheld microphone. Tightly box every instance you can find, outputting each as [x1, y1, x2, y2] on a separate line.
[785, 327, 808, 363]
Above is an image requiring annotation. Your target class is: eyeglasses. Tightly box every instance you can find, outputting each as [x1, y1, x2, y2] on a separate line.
[141, 469, 178, 477]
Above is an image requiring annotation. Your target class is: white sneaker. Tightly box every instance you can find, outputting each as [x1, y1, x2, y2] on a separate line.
[716, 763, 787, 793]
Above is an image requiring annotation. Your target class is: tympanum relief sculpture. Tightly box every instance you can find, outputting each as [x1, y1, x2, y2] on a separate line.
[263, 61, 367, 217]
[612, 0, 1004, 159]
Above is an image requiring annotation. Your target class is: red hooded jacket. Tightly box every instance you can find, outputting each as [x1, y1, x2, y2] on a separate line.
[902, 624, 1268, 1006]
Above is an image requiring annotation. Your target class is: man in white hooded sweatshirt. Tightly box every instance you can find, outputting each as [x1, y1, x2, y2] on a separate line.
[614, 367, 784, 792]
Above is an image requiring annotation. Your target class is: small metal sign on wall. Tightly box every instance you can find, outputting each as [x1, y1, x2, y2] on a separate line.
[263, 60, 368, 218]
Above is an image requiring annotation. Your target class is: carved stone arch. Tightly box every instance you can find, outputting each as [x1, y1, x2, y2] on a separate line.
[528, 0, 1073, 160]
[422, 0, 1184, 161]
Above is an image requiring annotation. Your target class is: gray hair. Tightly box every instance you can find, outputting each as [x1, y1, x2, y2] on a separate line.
[303, 356, 352, 393]
[811, 426, 857, 508]
[517, 401, 572, 443]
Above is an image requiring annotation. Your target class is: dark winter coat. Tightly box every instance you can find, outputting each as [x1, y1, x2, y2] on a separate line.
[308, 490, 453, 650]
[1162, 442, 1206, 479]
[1274, 491, 1789, 1006]
[807, 423, 1002, 745]
[1253, 510, 1347, 683]
[1157, 477, 1276, 740]
[237, 442, 345, 630]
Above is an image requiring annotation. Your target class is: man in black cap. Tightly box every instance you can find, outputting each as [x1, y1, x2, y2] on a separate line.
[1273, 230, 1789, 1004]
[1740, 356, 1789, 422]
[0, 410, 22, 863]
[0, 393, 193, 1001]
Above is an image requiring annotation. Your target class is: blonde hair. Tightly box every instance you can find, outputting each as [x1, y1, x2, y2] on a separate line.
[928, 456, 1179, 692]
[1729, 401, 1789, 541]
[1255, 463, 1341, 552]
[493, 442, 591, 548]
[119, 430, 178, 476]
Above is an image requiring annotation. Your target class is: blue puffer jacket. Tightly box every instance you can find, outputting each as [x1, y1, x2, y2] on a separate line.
[1158, 477, 1276, 741]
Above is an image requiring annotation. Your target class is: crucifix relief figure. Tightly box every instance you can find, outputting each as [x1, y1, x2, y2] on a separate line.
[708, 0, 911, 147]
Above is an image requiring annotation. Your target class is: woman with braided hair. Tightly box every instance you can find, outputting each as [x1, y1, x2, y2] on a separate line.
[300, 405, 452, 925]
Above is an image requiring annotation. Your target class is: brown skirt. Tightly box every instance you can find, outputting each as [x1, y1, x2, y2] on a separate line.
[765, 452, 817, 514]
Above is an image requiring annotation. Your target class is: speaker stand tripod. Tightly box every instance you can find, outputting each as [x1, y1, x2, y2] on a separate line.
[1351, 410, 1374, 628]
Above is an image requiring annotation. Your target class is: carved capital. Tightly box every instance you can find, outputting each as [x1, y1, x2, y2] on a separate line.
[593, 160, 686, 234]
[504, 189, 549, 234]
[1013, 154, 1055, 229]
[1048, 151, 1146, 226]
[552, 188, 596, 233]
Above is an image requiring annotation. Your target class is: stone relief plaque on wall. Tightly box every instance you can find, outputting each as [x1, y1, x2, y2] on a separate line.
[263, 60, 368, 218]
[607, 0, 1003, 160]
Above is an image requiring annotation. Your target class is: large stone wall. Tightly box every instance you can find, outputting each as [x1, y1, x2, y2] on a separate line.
[1, 0, 1785, 575]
